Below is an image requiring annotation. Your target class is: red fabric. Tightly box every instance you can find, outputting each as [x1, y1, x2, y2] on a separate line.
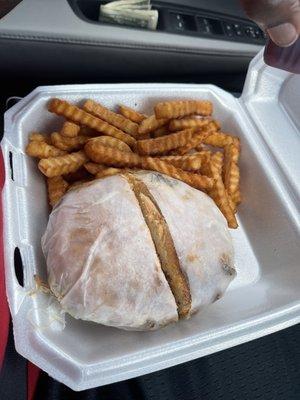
[27, 362, 40, 400]
[0, 150, 9, 369]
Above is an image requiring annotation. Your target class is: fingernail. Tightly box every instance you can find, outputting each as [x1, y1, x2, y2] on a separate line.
[267, 23, 298, 47]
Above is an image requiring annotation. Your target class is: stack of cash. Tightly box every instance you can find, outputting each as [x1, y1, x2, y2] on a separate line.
[99, 0, 158, 30]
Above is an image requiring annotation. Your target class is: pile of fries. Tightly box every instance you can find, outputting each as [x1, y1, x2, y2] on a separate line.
[26, 98, 241, 228]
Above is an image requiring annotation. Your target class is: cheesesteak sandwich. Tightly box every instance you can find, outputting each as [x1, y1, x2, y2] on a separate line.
[42, 171, 236, 330]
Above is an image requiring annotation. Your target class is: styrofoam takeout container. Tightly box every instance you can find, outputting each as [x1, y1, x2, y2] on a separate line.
[2, 50, 300, 390]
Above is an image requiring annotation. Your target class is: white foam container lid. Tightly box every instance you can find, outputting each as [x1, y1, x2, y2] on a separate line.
[2, 50, 300, 391]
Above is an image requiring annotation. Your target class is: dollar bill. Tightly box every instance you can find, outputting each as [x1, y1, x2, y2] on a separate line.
[100, 10, 158, 30]
[100, 1, 158, 30]
[102, 0, 151, 10]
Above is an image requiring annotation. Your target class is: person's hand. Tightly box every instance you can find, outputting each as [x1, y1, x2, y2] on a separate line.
[240, 0, 300, 46]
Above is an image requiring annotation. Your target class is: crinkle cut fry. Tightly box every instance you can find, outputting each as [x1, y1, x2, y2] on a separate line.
[138, 115, 169, 136]
[211, 151, 236, 212]
[155, 100, 213, 119]
[141, 157, 212, 191]
[96, 168, 123, 179]
[51, 132, 89, 151]
[208, 152, 238, 229]
[159, 153, 203, 171]
[84, 141, 213, 191]
[137, 129, 195, 156]
[38, 151, 89, 178]
[119, 105, 146, 124]
[29, 132, 51, 144]
[47, 176, 69, 206]
[83, 100, 139, 138]
[48, 98, 136, 148]
[60, 121, 80, 138]
[210, 152, 236, 211]
[84, 162, 107, 175]
[152, 125, 169, 138]
[211, 151, 223, 174]
[88, 136, 132, 153]
[175, 130, 212, 155]
[203, 132, 235, 148]
[26, 141, 66, 158]
[169, 118, 210, 132]
[85, 140, 141, 167]
[224, 142, 241, 207]
[231, 190, 242, 206]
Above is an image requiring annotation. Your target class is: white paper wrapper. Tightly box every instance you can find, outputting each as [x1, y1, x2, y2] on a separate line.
[137, 172, 236, 313]
[42, 172, 235, 330]
[27, 291, 66, 332]
[42, 174, 178, 330]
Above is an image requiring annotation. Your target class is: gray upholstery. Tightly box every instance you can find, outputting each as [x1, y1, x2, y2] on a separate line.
[0, 0, 262, 77]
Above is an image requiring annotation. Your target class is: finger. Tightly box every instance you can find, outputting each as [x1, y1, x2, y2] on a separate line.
[289, 9, 300, 33]
[267, 9, 300, 47]
[267, 22, 298, 46]
[240, 0, 300, 46]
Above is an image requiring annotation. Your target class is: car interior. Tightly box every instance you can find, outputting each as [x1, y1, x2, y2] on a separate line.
[0, 0, 265, 111]
[1, 1, 299, 400]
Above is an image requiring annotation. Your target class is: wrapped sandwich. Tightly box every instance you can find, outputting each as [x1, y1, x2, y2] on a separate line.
[42, 171, 236, 330]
